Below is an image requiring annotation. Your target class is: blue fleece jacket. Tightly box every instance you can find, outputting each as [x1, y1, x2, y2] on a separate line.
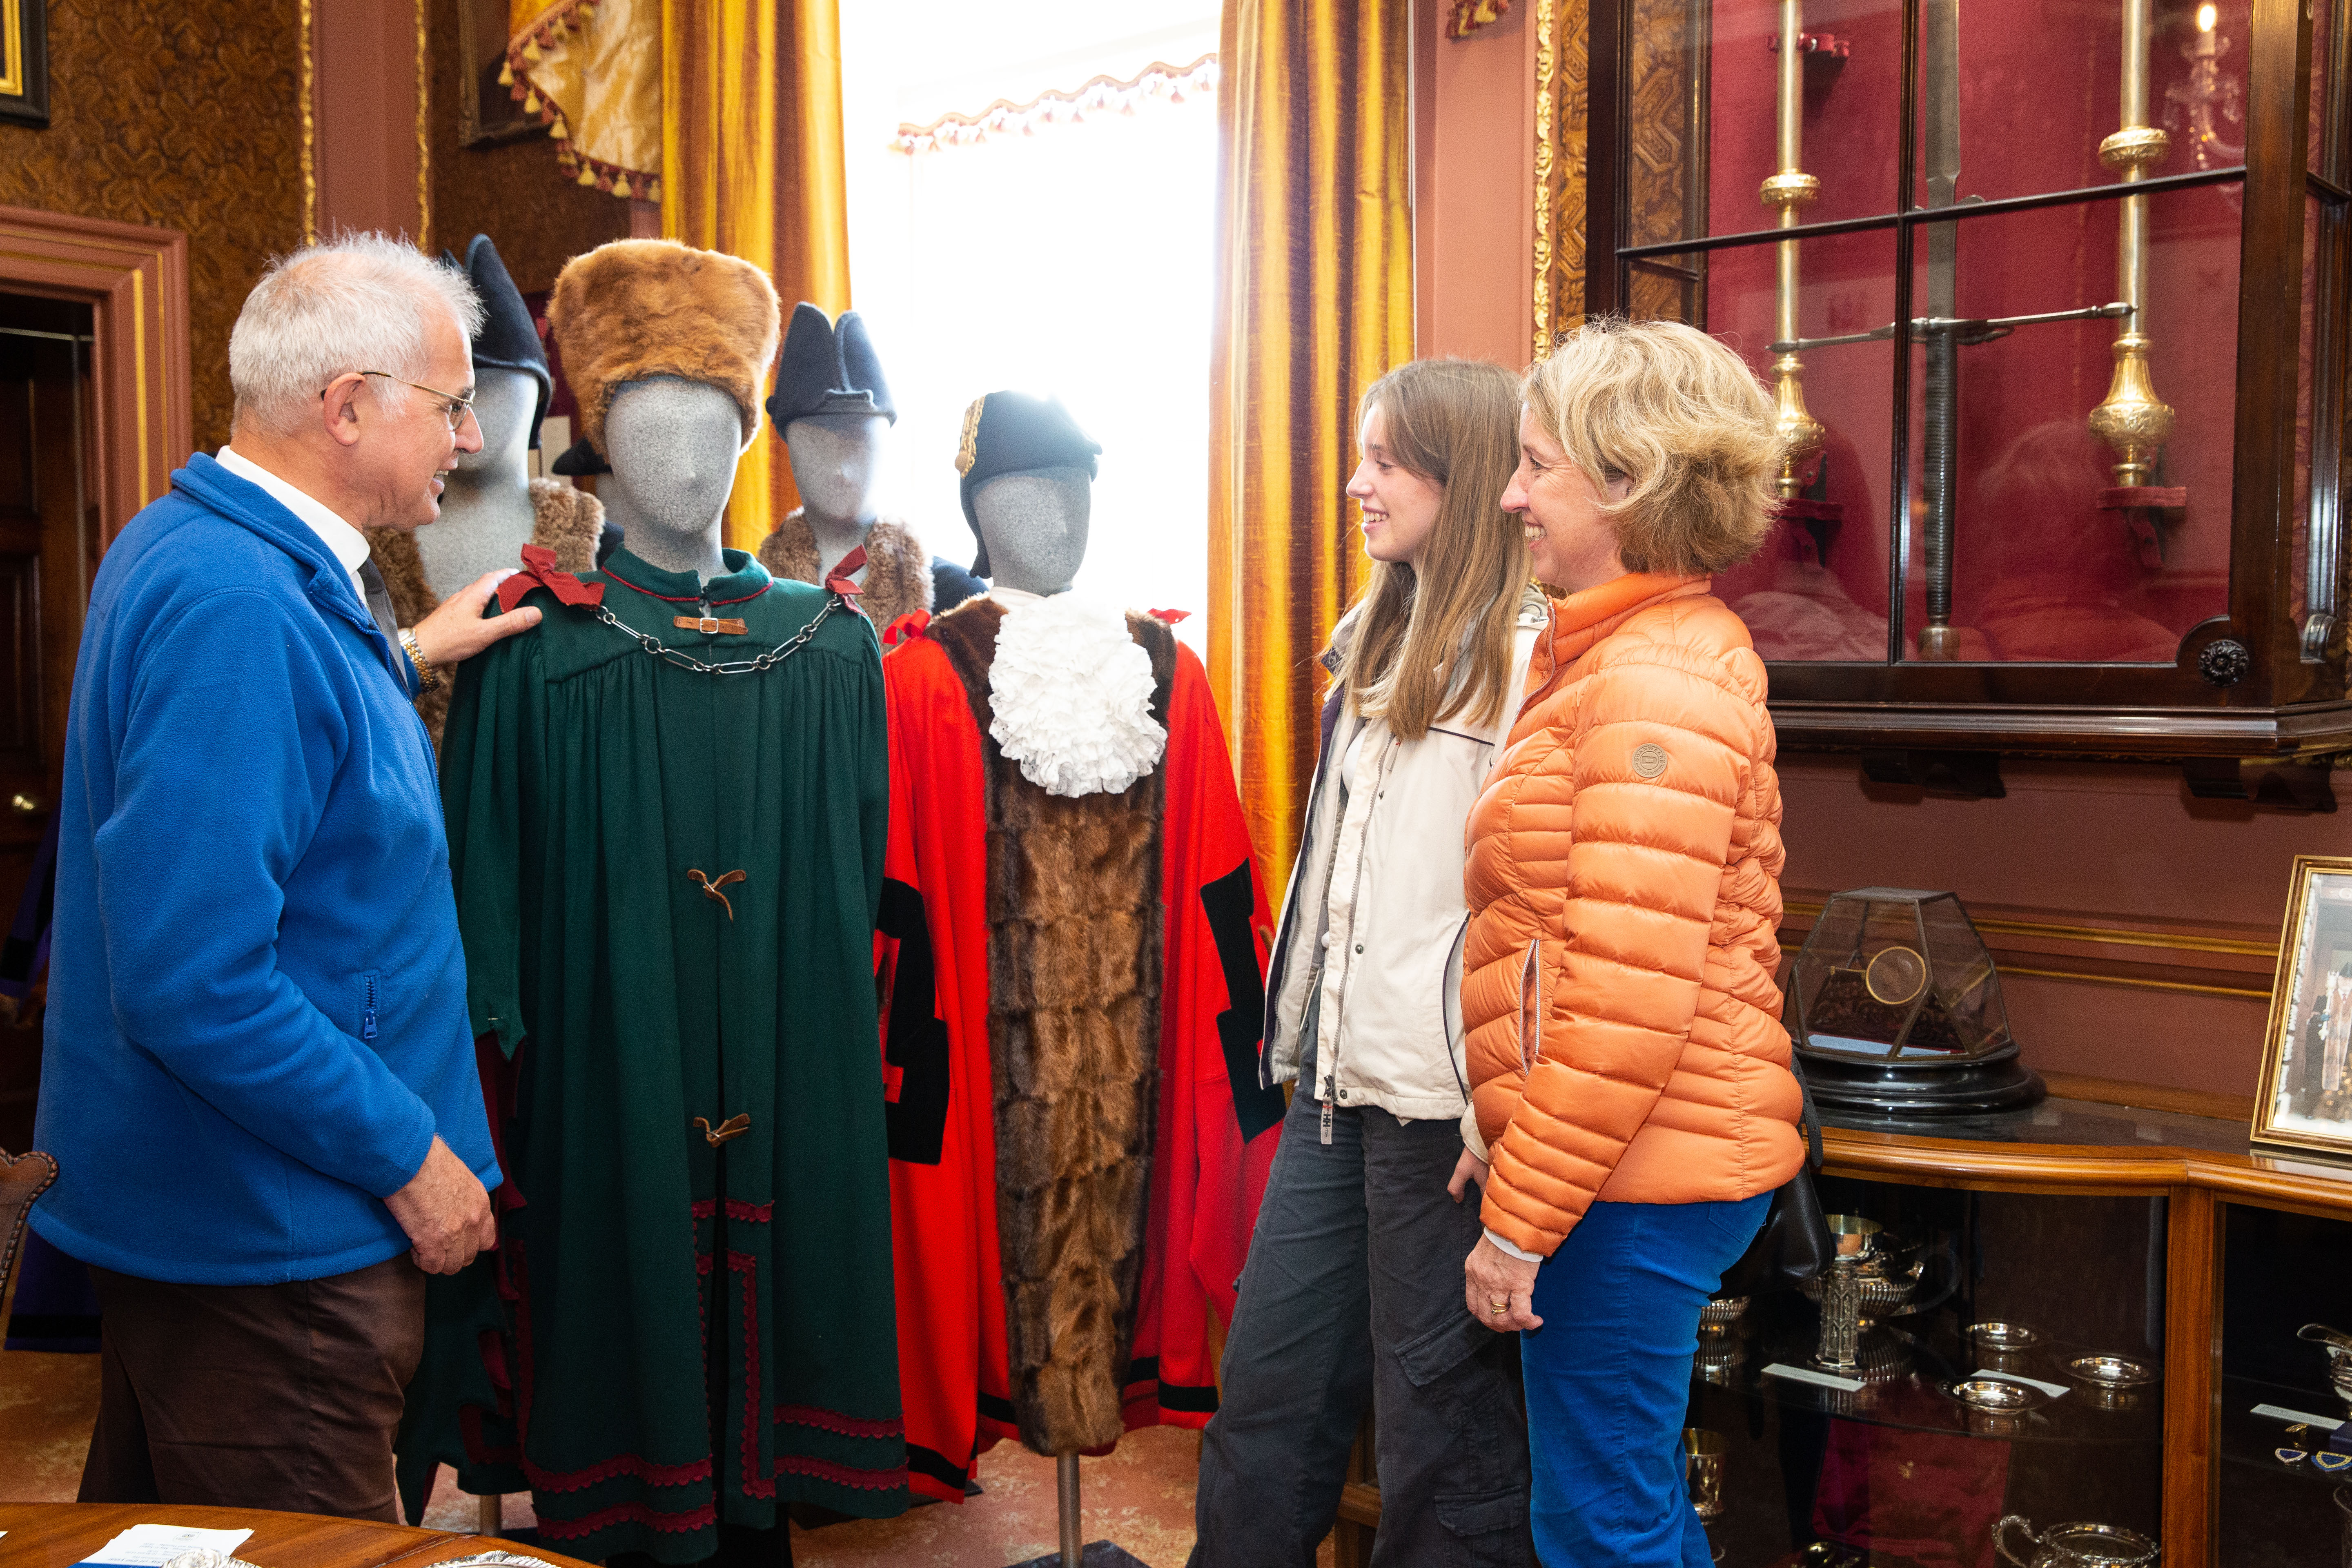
[31, 453, 500, 1285]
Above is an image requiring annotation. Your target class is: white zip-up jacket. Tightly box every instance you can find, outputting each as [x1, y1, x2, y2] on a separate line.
[1260, 585, 1550, 1129]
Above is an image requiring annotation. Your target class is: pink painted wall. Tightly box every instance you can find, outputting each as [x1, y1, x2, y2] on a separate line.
[314, 0, 425, 243]
[1780, 757, 2352, 1097]
[1412, 1, 1536, 369]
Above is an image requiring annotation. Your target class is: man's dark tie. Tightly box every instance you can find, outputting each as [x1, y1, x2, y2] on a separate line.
[358, 557, 400, 646]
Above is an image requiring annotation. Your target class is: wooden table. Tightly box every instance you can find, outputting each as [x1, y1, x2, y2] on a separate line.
[0, 1504, 597, 1568]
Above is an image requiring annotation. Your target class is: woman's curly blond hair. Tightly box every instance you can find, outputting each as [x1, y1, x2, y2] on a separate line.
[1523, 316, 1782, 577]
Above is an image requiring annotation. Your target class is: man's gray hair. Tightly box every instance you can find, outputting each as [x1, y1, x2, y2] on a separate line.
[229, 232, 485, 437]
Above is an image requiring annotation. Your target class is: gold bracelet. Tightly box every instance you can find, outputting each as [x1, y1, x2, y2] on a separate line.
[398, 628, 442, 693]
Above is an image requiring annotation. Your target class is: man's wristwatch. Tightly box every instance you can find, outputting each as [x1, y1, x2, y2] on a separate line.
[398, 628, 442, 693]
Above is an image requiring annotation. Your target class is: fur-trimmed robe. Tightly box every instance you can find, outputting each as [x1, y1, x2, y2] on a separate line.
[875, 594, 1286, 1495]
[756, 508, 933, 631]
[364, 478, 605, 746]
[935, 599, 1168, 1457]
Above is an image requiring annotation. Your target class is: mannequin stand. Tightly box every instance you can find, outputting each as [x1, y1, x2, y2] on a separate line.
[1002, 1455, 1149, 1568]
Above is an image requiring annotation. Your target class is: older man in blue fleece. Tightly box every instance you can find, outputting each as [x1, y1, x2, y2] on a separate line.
[30, 233, 543, 1519]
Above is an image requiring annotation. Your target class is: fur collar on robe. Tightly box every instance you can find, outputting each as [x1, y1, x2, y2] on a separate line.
[924, 595, 1180, 1457]
[365, 477, 606, 747]
[756, 508, 933, 631]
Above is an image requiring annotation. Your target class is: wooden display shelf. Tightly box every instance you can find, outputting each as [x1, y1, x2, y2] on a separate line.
[1324, 1094, 2352, 1568]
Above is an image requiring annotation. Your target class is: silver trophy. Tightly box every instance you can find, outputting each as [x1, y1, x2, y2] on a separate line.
[2302, 1323, 2352, 1414]
[1806, 1215, 1925, 1374]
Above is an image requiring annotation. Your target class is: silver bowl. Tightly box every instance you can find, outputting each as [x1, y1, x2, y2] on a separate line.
[1947, 1376, 2046, 1413]
[2067, 1354, 2158, 1388]
[1969, 1321, 2042, 1353]
[1699, 1295, 1750, 1335]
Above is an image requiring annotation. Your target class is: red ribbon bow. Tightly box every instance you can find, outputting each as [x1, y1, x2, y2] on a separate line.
[496, 543, 607, 613]
[826, 544, 869, 607]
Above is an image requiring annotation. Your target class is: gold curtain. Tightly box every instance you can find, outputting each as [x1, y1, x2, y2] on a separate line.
[1207, 0, 1414, 896]
[510, 0, 663, 198]
[661, 0, 851, 550]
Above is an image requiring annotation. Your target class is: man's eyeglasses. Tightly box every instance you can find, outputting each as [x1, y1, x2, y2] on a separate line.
[324, 371, 479, 434]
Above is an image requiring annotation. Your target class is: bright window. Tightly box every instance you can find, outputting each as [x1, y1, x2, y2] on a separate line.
[841, 0, 1220, 644]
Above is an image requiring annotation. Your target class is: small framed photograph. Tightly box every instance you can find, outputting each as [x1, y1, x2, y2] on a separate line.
[459, 0, 542, 147]
[2252, 856, 2352, 1155]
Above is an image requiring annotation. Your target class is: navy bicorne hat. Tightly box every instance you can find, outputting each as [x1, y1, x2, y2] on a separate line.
[766, 303, 895, 430]
[448, 234, 552, 449]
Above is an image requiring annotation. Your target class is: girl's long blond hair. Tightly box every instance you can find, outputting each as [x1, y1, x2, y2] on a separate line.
[1331, 359, 1528, 741]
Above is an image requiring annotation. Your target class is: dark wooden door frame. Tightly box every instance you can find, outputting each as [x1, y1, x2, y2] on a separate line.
[0, 204, 189, 544]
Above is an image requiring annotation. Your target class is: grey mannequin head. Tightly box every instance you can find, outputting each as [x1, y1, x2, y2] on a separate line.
[418, 365, 541, 600]
[454, 365, 538, 477]
[973, 466, 1089, 596]
[601, 375, 746, 582]
[786, 412, 886, 528]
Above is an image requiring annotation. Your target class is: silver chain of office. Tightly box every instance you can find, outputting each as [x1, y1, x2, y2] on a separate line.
[590, 595, 845, 675]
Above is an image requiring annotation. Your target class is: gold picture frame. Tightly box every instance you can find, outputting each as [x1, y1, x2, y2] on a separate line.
[0, 0, 49, 129]
[2252, 855, 2352, 1156]
[459, 0, 542, 148]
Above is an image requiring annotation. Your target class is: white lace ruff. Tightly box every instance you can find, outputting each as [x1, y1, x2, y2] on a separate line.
[988, 595, 1167, 798]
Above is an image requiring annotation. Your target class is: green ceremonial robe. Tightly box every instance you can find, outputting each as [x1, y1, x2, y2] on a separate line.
[396, 548, 907, 1561]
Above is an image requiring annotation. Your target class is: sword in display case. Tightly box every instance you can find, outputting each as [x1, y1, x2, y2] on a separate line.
[1916, 0, 1964, 658]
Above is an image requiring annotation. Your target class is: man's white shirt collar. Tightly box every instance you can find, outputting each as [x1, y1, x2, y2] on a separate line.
[216, 446, 372, 612]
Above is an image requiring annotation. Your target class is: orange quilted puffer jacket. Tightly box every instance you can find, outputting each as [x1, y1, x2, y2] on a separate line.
[1462, 572, 1804, 1258]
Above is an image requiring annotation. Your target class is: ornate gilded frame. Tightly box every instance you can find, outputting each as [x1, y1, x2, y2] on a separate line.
[458, 0, 542, 148]
[2252, 855, 2352, 1156]
[1531, 0, 1588, 359]
[0, 0, 48, 129]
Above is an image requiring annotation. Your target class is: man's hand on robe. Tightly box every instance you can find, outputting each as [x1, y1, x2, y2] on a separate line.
[386, 1135, 497, 1274]
[412, 569, 543, 668]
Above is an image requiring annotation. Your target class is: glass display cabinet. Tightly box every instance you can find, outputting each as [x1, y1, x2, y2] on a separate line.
[1576, 0, 2352, 797]
[2216, 1205, 2352, 1566]
[1326, 1096, 2352, 1566]
[1689, 1175, 2168, 1568]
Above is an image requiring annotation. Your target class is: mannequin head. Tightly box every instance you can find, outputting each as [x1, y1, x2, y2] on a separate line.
[785, 412, 887, 528]
[956, 391, 1101, 579]
[454, 365, 539, 478]
[601, 376, 745, 580]
[973, 466, 1089, 596]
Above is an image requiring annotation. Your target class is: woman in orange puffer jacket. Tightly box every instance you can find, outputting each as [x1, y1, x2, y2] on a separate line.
[1454, 318, 1805, 1566]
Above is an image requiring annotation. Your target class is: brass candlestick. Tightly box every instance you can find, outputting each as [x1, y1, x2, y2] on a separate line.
[1762, 0, 1823, 499]
[2088, 0, 2175, 485]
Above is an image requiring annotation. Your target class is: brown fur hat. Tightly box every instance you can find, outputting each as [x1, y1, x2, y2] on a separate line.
[547, 239, 781, 457]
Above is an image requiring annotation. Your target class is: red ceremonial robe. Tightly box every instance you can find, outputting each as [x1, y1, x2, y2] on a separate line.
[874, 599, 1283, 1501]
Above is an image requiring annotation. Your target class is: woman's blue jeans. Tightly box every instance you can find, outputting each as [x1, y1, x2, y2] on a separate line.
[1521, 1193, 1770, 1566]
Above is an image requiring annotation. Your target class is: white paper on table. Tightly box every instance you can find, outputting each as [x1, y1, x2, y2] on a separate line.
[1970, 1368, 2071, 1399]
[78, 1524, 254, 1566]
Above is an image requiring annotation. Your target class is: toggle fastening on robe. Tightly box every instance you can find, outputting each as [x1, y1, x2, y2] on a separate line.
[396, 547, 906, 1563]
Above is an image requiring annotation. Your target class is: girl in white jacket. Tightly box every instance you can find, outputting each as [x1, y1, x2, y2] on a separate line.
[1192, 359, 1546, 1568]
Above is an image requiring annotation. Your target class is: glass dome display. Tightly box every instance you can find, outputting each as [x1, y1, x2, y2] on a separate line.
[1788, 888, 2043, 1117]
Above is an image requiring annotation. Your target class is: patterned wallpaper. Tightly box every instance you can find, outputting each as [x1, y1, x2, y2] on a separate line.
[1624, 0, 1702, 325]
[0, 0, 309, 454]
[426, 0, 628, 296]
